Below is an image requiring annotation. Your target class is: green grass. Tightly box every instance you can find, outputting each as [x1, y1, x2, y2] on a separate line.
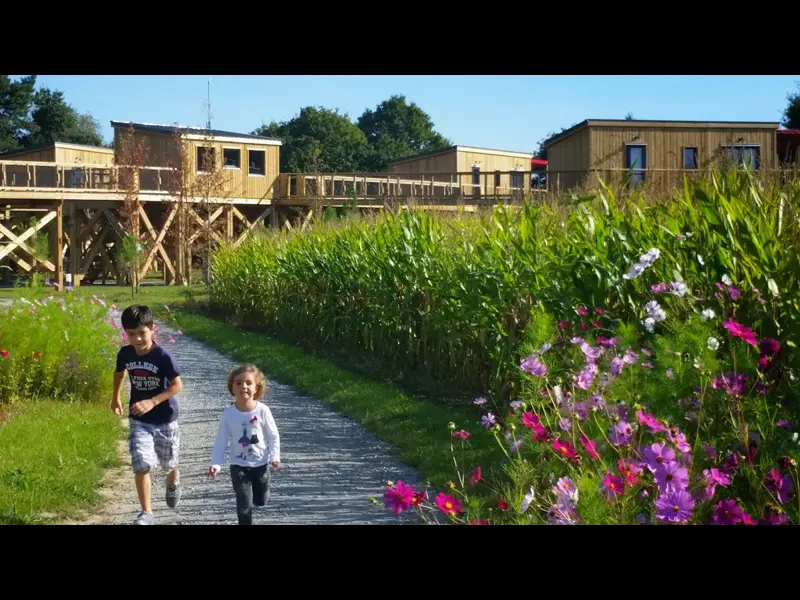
[0, 283, 208, 308]
[0, 400, 123, 524]
[167, 308, 506, 488]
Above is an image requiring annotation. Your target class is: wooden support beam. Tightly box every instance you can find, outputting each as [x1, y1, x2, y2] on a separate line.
[52, 200, 63, 290]
[233, 206, 272, 247]
[0, 211, 57, 270]
[138, 204, 177, 279]
[137, 206, 176, 279]
[69, 202, 79, 288]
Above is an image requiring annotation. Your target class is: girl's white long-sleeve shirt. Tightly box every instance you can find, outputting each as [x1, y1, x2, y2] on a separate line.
[210, 401, 280, 469]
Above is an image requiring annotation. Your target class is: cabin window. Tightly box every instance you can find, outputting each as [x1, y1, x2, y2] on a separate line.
[196, 146, 216, 172]
[223, 148, 241, 169]
[625, 144, 647, 186]
[471, 166, 480, 193]
[248, 149, 266, 176]
[494, 171, 501, 187]
[683, 147, 698, 170]
[722, 144, 760, 170]
[510, 171, 524, 189]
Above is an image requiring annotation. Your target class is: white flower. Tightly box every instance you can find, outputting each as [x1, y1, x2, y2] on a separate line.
[643, 317, 656, 332]
[722, 274, 732, 286]
[520, 485, 535, 513]
[645, 300, 667, 322]
[623, 263, 646, 280]
[697, 254, 705, 266]
[701, 309, 716, 321]
[671, 281, 688, 297]
[707, 337, 720, 351]
[693, 357, 702, 370]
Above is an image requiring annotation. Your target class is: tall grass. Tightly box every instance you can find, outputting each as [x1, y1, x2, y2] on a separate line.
[207, 168, 800, 405]
[0, 293, 119, 404]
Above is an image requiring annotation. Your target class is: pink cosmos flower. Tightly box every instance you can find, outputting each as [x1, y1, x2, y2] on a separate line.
[723, 318, 758, 347]
[520, 355, 547, 377]
[383, 481, 415, 514]
[655, 490, 695, 523]
[452, 429, 471, 440]
[636, 410, 666, 434]
[579, 433, 600, 460]
[435, 493, 464, 516]
[552, 438, 579, 461]
[654, 461, 690, 494]
[603, 473, 625, 496]
[712, 499, 743, 525]
[471, 466, 482, 486]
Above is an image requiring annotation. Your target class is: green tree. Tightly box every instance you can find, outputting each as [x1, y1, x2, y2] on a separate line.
[357, 94, 450, 170]
[0, 75, 36, 153]
[252, 107, 372, 172]
[23, 88, 103, 147]
[534, 125, 574, 161]
[782, 82, 800, 129]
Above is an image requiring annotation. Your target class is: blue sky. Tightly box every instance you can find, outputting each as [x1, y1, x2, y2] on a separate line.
[16, 75, 800, 151]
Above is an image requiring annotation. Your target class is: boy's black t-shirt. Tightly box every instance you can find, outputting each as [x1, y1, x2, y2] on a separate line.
[115, 343, 181, 424]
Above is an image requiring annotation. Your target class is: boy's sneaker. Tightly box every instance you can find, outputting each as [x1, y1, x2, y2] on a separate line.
[166, 483, 181, 508]
[134, 511, 153, 525]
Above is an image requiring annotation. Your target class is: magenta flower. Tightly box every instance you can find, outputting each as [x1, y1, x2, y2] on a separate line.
[603, 473, 625, 496]
[654, 461, 689, 494]
[712, 499, 743, 525]
[577, 306, 589, 317]
[521, 412, 540, 429]
[452, 430, 470, 440]
[383, 481, 415, 514]
[552, 438, 579, 461]
[636, 410, 666, 434]
[759, 507, 789, 525]
[471, 466, 482, 486]
[596, 336, 616, 347]
[435, 493, 463, 516]
[667, 427, 692, 453]
[558, 320, 570, 329]
[760, 338, 781, 357]
[728, 286, 741, 301]
[712, 372, 748, 396]
[618, 459, 642, 487]
[765, 468, 794, 504]
[723, 318, 758, 347]
[520, 355, 547, 377]
[579, 433, 600, 460]
[655, 490, 695, 523]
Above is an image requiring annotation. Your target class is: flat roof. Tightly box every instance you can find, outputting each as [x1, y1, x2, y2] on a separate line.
[389, 144, 534, 165]
[546, 118, 781, 147]
[0, 141, 113, 159]
[111, 120, 282, 145]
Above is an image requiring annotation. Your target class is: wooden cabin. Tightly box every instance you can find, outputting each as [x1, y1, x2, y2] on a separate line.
[0, 142, 115, 188]
[544, 119, 780, 191]
[110, 121, 282, 202]
[389, 145, 533, 196]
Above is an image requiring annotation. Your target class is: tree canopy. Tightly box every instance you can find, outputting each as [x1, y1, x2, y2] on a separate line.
[0, 75, 104, 153]
[253, 94, 450, 173]
[782, 82, 800, 129]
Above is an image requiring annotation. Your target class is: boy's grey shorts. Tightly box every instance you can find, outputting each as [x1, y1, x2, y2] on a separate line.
[129, 419, 180, 473]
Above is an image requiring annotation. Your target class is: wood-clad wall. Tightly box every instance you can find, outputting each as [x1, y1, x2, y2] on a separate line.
[546, 128, 590, 191]
[55, 146, 114, 165]
[589, 125, 777, 171]
[0, 147, 57, 162]
[456, 149, 532, 194]
[390, 150, 458, 183]
[112, 128, 280, 200]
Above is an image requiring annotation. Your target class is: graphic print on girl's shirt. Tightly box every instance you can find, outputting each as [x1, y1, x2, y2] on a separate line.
[211, 402, 280, 468]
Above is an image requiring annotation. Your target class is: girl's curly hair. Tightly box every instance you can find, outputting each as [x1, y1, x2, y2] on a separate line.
[227, 364, 267, 400]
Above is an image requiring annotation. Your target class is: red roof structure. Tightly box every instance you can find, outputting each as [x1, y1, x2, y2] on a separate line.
[531, 158, 548, 167]
[777, 129, 800, 164]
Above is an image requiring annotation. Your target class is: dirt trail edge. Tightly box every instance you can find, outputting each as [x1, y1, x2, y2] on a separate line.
[64, 312, 421, 525]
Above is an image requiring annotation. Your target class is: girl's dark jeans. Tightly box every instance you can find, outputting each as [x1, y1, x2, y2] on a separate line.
[230, 464, 271, 525]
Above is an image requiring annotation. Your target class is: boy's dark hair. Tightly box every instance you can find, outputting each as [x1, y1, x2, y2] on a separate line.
[121, 305, 154, 330]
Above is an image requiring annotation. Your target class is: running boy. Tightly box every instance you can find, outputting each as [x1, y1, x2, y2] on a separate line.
[208, 364, 280, 525]
[111, 305, 183, 525]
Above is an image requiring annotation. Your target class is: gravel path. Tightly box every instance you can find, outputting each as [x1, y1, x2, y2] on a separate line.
[80, 312, 422, 525]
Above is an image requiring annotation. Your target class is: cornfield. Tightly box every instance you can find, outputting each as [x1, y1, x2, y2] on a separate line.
[207, 168, 800, 402]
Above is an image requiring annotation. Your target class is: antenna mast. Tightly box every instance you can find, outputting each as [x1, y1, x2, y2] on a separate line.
[205, 76, 212, 130]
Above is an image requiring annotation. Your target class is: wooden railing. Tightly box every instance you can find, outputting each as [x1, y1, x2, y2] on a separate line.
[0, 160, 174, 194]
[279, 170, 546, 205]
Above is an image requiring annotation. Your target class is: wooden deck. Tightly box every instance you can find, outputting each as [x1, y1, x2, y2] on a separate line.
[0, 160, 543, 207]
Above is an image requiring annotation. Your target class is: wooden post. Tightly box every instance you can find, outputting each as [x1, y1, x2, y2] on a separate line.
[225, 205, 234, 240]
[52, 200, 64, 290]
